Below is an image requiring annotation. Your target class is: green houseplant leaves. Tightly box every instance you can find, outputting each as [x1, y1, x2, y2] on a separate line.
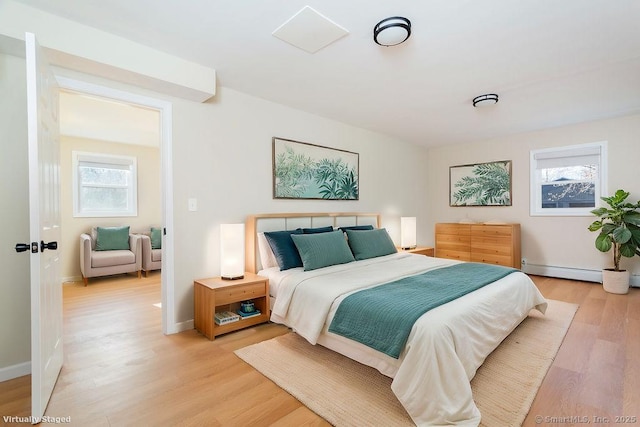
[588, 189, 640, 271]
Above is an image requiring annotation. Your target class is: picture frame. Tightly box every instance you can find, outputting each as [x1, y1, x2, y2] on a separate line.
[272, 137, 359, 200]
[449, 160, 512, 206]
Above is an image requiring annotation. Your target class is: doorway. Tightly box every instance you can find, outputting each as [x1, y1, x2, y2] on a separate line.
[57, 76, 175, 334]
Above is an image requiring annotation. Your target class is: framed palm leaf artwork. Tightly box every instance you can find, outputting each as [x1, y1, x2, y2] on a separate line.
[450, 160, 512, 206]
[272, 137, 359, 200]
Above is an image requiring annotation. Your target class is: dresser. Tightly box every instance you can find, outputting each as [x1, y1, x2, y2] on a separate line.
[435, 223, 521, 269]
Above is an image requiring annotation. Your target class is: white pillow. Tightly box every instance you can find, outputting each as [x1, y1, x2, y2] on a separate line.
[257, 232, 278, 269]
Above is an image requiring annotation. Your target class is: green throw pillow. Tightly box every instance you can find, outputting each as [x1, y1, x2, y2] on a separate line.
[345, 228, 397, 260]
[95, 226, 130, 251]
[291, 230, 355, 271]
[150, 227, 162, 249]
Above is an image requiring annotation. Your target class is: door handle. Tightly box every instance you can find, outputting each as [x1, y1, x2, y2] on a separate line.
[15, 242, 39, 253]
[40, 240, 58, 251]
[15, 243, 30, 252]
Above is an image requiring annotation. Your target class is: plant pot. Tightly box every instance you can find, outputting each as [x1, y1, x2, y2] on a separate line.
[601, 269, 630, 294]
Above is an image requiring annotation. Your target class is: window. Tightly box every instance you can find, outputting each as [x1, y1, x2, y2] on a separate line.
[530, 142, 607, 216]
[73, 151, 138, 217]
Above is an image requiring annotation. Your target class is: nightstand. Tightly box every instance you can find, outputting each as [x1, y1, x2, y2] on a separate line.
[398, 246, 434, 257]
[194, 273, 269, 340]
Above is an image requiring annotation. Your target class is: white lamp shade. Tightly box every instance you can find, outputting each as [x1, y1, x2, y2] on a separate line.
[400, 217, 417, 249]
[220, 223, 245, 279]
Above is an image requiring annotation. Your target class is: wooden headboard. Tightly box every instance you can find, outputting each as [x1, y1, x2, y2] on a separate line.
[245, 212, 381, 273]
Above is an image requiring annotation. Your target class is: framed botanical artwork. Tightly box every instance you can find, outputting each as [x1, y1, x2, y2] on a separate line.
[272, 137, 359, 200]
[449, 160, 512, 206]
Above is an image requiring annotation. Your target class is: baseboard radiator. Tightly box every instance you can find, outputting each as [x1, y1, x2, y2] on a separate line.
[523, 263, 640, 287]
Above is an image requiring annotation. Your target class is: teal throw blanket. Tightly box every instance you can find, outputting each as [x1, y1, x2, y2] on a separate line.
[328, 263, 517, 358]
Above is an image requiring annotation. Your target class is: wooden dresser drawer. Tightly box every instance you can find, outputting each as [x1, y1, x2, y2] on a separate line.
[437, 233, 471, 244]
[215, 282, 266, 305]
[470, 224, 513, 237]
[471, 234, 511, 245]
[436, 249, 471, 261]
[471, 239, 513, 257]
[437, 242, 471, 254]
[436, 223, 471, 235]
[471, 253, 513, 267]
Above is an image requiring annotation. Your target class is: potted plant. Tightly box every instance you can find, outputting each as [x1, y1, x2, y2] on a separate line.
[588, 189, 640, 294]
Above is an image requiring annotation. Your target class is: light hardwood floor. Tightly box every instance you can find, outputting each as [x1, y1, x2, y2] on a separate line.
[0, 274, 638, 426]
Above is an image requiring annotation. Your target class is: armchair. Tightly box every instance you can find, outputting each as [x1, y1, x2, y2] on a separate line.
[140, 233, 162, 276]
[80, 227, 142, 286]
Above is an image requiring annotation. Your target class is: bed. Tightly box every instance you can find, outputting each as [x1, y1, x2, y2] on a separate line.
[245, 213, 547, 426]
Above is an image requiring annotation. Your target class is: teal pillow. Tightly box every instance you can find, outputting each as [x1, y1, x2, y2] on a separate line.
[338, 225, 374, 232]
[264, 229, 304, 270]
[302, 226, 334, 234]
[345, 228, 397, 260]
[291, 230, 355, 271]
[95, 226, 130, 251]
[150, 227, 162, 249]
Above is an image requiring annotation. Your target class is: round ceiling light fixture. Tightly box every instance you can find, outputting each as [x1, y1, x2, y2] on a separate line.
[472, 94, 499, 107]
[373, 17, 411, 47]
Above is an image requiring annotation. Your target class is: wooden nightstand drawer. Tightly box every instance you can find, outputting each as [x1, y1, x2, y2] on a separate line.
[216, 282, 266, 305]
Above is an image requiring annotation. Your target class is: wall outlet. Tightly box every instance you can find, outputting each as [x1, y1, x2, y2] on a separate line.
[521, 258, 527, 266]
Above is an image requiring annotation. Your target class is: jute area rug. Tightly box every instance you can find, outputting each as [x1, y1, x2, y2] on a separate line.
[235, 299, 578, 427]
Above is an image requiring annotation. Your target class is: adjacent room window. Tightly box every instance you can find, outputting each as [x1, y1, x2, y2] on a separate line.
[530, 142, 607, 216]
[73, 151, 138, 217]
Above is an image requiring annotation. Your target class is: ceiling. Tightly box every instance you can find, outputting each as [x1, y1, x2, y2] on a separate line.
[59, 91, 160, 147]
[16, 0, 640, 147]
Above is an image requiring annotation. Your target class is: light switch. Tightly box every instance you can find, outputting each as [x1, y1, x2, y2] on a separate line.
[188, 198, 197, 212]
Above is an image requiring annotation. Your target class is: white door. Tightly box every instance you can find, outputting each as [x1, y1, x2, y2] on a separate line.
[25, 32, 63, 421]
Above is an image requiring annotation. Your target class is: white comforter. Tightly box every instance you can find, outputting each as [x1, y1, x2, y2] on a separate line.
[269, 253, 547, 426]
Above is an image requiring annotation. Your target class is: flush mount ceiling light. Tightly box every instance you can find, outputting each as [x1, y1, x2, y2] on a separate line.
[373, 17, 411, 46]
[472, 94, 499, 107]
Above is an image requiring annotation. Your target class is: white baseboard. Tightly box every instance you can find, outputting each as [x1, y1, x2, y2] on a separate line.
[169, 319, 194, 334]
[523, 264, 640, 287]
[62, 276, 82, 284]
[0, 361, 30, 382]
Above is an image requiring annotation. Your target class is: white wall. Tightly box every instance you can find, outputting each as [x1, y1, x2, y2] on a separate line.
[0, 53, 30, 377]
[427, 113, 640, 280]
[170, 86, 430, 323]
[59, 136, 161, 281]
